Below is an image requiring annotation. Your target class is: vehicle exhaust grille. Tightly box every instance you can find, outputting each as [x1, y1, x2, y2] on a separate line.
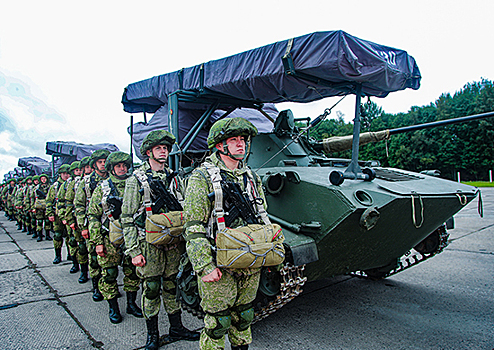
[374, 168, 424, 181]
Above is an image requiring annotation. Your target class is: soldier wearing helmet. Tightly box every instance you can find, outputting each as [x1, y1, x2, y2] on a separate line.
[57, 161, 84, 275]
[26, 175, 39, 239]
[184, 117, 265, 350]
[46, 164, 72, 264]
[65, 157, 91, 283]
[121, 130, 199, 349]
[4, 178, 18, 222]
[74, 149, 110, 302]
[33, 174, 53, 241]
[21, 176, 34, 235]
[87, 151, 143, 324]
[14, 178, 27, 231]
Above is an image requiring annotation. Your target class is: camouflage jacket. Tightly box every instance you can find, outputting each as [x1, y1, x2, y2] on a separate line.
[14, 185, 26, 208]
[6, 185, 17, 207]
[88, 175, 126, 246]
[46, 178, 64, 217]
[63, 176, 82, 226]
[56, 176, 72, 221]
[24, 185, 35, 211]
[74, 171, 108, 231]
[184, 152, 267, 276]
[121, 161, 184, 259]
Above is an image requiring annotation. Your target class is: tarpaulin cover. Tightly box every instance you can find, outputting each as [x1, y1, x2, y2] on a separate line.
[129, 104, 278, 159]
[17, 157, 51, 176]
[46, 141, 120, 173]
[122, 30, 421, 114]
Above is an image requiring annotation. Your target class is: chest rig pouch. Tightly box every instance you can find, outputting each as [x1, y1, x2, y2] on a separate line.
[134, 169, 185, 246]
[204, 163, 285, 269]
[101, 179, 124, 246]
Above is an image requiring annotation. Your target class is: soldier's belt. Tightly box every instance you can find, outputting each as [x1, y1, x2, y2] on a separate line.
[216, 223, 285, 269]
[145, 211, 185, 246]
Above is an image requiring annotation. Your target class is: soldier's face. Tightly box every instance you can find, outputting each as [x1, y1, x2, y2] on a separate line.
[217, 136, 246, 157]
[84, 165, 92, 175]
[27, 180, 32, 185]
[60, 172, 70, 181]
[95, 159, 106, 173]
[148, 145, 169, 163]
[113, 163, 128, 177]
[74, 168, 82, 176]
[34, 179, 39, 185]
[40, 177, 47, 184]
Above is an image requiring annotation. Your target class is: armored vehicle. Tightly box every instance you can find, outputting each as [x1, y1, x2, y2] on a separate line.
[121, 30, 483, 320]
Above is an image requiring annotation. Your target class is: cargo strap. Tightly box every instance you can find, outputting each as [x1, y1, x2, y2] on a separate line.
[203, 162, 270, 233]
[134, 170, 153, 218]
[100, 179, 114, 223]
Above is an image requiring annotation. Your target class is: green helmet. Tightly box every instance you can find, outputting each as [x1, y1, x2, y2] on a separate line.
[39, 174, 49, 181]
[140, 130, 176, 156]
[26, 176, 32, 182]
[69, 161, 81, 174]
[33, 175, 40, 181]
[80, 156, 90, 168]
[207, 117, 258, 149]
[58, 164, 71, 174]
[9, 178, 17, 183]
[105, 152, 132, 173]
[90, 149, 110, 168]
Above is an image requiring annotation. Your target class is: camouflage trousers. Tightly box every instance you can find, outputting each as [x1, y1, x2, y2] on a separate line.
[35, 209, 52, 233]
[52, 216, 69, 250]
[97, 236, 140, 300]
[136, 240, 183, 319]
[198, 269, 260, 350]
[87, 239, 102, 280]
[69, 227, 88, 265]
[30, 212, 37, 231]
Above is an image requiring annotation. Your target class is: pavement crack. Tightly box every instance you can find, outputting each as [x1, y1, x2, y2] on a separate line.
[449, 223, 494, 242]
[0, 222, 104, 349]
[0, 265, 29, 274]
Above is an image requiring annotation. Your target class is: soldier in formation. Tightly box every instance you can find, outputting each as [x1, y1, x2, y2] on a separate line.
[34, 174, 53, 241]
[75, 149, 110, 302]
[88, 151, 143, 323]
[121, 130, 199, 350]
[184, 118, 267, 350]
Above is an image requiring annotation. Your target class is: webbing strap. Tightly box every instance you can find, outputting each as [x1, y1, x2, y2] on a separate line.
[134, 170, 153, 218]
[244, 170, 271, 225]
[203, 163, 226, 231]
[100, 180, 113, 223]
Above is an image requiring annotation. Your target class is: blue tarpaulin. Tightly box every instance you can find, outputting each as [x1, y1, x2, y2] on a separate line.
[122, 30, 420, 114]
[17, 157, 51, 176]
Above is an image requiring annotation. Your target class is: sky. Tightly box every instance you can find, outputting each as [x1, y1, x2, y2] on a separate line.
[1, 0, 493, 179]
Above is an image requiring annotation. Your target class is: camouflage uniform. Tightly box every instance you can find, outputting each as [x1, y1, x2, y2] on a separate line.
[34, 175, 53, 241]
[74, 149, 110, 301]
[46, 169, 70, 264]
[121, 161, 184, 318]
[64, 166, 89, 282]
[184, 118, 262, 350]
[88, 151, 143, 323]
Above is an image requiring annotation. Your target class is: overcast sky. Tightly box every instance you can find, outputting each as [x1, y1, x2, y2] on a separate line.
[1, 0, 493, 179]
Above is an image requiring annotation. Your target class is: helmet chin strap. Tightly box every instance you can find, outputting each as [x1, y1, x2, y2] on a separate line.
[218, 140, 246, 161]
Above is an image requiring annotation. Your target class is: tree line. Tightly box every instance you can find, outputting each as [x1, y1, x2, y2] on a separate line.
[310, 79, 494, 181]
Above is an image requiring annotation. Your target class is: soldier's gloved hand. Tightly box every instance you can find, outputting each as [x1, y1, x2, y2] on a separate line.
[96, 244, 106, 257]
[132, 254, 146, 267]
[62, 220, 67, 225]
[81, 229, 89, 239]
[48, 216, 55, 222]
[70, 223, 76, 230]
[202, 268, 222, 283]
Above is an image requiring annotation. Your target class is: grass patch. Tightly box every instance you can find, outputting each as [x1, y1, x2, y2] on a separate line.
[462, 181, 494, 187]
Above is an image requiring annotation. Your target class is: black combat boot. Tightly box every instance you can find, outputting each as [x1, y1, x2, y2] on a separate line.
[168, 311, 200, 341]
[69, 256, 79, 274]
[126, 291, 143, 318]
[37, 231, 44, 242]
[108, 297, 123, 324]
[22, 223, 28, 233]
[32, 229, 38, 239]
[45, 230, 53, 241]
[231, 345, 249, 350]
[17, 221, 22, 230]
[52, 248, 62, 264]
[67, 251, 72, 262]
[92, 278, 104, 302]
[78, 263, 89, 283]
[145, 316, 160, 350]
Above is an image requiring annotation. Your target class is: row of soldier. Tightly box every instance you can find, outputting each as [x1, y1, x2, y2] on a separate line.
[0, 117, 280, 350]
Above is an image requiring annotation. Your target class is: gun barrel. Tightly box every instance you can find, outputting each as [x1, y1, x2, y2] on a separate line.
[389, 110, 494, 135]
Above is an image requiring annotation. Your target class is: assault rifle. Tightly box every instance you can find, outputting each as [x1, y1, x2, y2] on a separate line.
[106, 195, 123, 220]
[36, 188, 47, 200]
[207, 181, 260, 227]
[144, 174, 183, 213]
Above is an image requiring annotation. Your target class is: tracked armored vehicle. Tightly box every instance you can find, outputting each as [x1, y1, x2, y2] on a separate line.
[121, 30, 484, 320]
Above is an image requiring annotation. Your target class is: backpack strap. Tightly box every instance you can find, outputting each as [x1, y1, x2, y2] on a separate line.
[244, 169, 271, 225]
[100, 179, 114, 223]
[203, 163, 226, 232]
[134, 170, 153, 218]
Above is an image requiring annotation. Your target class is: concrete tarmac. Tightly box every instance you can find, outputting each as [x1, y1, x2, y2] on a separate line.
[0, 188, 493, 350]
